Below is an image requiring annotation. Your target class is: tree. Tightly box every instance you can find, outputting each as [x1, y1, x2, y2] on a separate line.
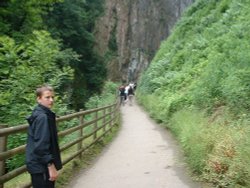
[45, 0, 106, 110]
[0, 0, 62, 40]
[0, 30, 75, 125]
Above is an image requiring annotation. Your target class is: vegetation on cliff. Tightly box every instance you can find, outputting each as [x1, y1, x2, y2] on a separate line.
[137, 0, 250, 187]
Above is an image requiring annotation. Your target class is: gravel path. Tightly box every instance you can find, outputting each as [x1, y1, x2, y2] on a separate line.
[67, 102, 201, 188]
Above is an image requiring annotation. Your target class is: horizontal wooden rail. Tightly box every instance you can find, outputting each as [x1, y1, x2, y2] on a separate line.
[0, 145, 25, 161]
[62, 117, 117, 166]
[0, 104, 114, 136]
[0, 125, 28, 137]
[0, 165, 27, 184]
[0, 102, 120, 187]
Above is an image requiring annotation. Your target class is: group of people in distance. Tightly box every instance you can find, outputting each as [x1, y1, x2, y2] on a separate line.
[118, 82, 136, 106]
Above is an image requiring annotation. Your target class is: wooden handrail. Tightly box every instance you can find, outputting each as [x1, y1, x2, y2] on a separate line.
[0, 125, 28, 137]
[0, 103, 116, 136]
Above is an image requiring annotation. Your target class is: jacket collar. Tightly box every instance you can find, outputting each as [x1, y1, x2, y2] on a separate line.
[37, 104, 54, 114]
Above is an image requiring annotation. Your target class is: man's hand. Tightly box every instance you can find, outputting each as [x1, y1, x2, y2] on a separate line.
[48, 163, 58, 181]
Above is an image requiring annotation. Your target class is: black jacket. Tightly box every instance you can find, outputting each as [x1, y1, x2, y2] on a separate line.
[25, 104, 62, 174]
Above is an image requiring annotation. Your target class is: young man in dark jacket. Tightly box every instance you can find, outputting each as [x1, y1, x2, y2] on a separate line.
[26, 85, 62, 188]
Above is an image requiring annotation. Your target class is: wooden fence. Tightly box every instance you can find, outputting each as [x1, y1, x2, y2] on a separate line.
[0, 102, 120, 188]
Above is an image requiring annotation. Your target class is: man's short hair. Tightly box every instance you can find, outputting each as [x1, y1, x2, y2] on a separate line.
[36, 85, 54, 98]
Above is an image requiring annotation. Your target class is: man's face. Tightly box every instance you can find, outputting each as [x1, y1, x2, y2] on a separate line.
[37, 90, 54, 109]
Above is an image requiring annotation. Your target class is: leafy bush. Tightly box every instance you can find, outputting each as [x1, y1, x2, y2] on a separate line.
[169, 109, 211, 174]
[138, 0, 250, 115]
[137, 0, 250, 186]
[0, 0, 106, 173]
[0, 31, 75, 125]
[0, 31, 77, 171]
[169, 108, 250, 187]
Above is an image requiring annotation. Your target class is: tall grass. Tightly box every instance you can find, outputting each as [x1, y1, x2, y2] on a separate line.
[169, 109, 211, 174]
[145, 103, 250, 187]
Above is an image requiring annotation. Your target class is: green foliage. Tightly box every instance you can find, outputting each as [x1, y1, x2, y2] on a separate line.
[45, 0, 106, 110]
[0, 0, 107, 174]
[0, 36, 20, 81]
[200, 116, 250, 187]
[0, 31, 76, 171]
[0, 31, 75, 125]
[169, 108, 250, 187]
[138, 0, 250, 115]
[137, 0, 250, 186]
[136, 93, 163, 122]
[169, 109, 211, 174]
[0, 0, 62, 39]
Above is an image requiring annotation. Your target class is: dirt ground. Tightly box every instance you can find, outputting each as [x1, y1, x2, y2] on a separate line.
[66, 102, 202, 188]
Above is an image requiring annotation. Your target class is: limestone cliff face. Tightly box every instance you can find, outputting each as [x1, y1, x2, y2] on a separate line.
[94, 0, 194, 82]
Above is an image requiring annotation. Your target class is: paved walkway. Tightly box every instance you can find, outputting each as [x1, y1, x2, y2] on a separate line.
[67, 102, 201, 188]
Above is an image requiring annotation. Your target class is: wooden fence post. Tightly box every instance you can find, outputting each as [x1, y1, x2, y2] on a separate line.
[116, 102, 120, 126]
[112, 105, 116, 127]
[0, 124, 7, 188]
[94, 111, 98, 139]
[109, 106, 113, 132]
[103, 108, 106, 132]
[78, 114, 84, 159]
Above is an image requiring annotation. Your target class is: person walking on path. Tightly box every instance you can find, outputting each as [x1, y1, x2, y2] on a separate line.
[124, 84, 130, 102]
[127, 83, 135, 106]
[118, 84, 126, 106]
[25, 85, 62, 188]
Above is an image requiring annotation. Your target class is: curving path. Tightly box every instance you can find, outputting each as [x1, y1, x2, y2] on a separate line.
[67, 102, 202, 188]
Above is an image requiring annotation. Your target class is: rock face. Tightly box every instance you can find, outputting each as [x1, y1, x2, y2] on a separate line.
[94, 0, 194, 82]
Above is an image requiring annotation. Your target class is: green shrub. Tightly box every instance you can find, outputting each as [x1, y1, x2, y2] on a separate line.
[137, 0, 250, 186]
[169, 109, 211, 174]
[169, 108, 250, 187]
[202, 121, 250, 187]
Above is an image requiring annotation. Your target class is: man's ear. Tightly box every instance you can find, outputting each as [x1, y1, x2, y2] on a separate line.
[37, 97, 41, 103]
